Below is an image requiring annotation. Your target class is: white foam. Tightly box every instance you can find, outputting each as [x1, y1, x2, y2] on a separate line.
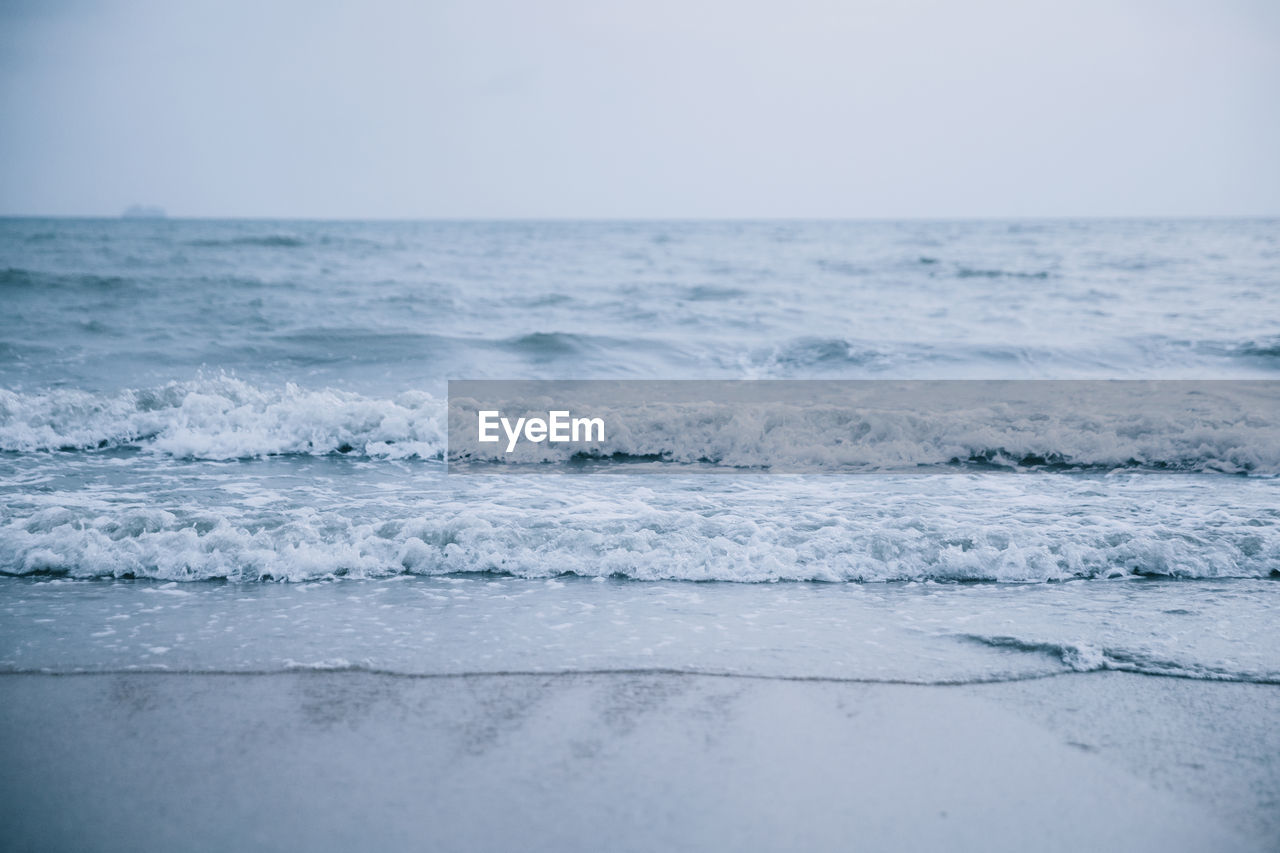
[0, 375, 446, 460]
[450, 383, 1280, 475]
[2, 476, 1276, 583]
[3, 378, 1276, 474]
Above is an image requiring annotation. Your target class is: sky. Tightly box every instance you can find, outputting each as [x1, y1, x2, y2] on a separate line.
[1, 0, 1278, 218]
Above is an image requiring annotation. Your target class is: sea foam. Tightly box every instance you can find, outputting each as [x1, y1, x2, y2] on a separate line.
[3, 476, 1276, 582]
[0, 375, 445, 460]
[3, 377, 1276, 475]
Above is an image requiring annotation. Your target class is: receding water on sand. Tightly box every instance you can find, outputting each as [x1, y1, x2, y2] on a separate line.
[2, 575, 1277, 685]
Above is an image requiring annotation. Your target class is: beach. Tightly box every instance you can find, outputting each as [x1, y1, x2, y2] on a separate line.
[2, 670, 1274, 852]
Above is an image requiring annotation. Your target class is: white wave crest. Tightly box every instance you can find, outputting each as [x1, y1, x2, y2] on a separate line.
[449, 382, 1280, 475]
[4, 486, 1277, 583]
[0, 376, 446, 460]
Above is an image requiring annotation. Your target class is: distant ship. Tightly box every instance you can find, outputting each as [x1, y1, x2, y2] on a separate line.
[121, 205, 166, 219]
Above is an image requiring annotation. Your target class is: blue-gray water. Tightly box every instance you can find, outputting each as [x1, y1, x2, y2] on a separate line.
[1, 218, 1277, 682]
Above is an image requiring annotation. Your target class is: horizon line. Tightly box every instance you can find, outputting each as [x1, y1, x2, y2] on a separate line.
[1, 213, 1278, 223]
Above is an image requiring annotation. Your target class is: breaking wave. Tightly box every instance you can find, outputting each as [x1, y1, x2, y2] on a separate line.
[450, 383, 1280, 475]
[0, 376, 445, 460]
[3, 377, 1277, 474]
[3, 483, 1277, 582]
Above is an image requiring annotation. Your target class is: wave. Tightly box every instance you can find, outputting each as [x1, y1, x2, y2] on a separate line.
[3, 377, 1277, 473]
[1233, 337, 1280, 359]
[449, 383, 1280, 475]
[961, 634, 1279, 683]
[746, 337, 908, 370]
[0, 375, 445, 460]
[3, 487, 1277, 582]
[495, 331, 661, 362]
[734, 337, 1231, 376]
[3, 662, 1274, 685]
[184, 235, 307, 248]
[0, 268, 137, 291]
[955, 267, 1051, 279]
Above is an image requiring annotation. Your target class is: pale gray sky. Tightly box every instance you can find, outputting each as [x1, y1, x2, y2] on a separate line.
[1, 0, 1277, 218]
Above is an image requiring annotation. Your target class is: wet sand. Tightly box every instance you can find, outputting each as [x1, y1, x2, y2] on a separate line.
[0, 671, 1275, 852]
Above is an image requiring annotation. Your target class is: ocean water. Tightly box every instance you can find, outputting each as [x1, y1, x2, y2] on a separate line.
[1, 218, 1277, 684]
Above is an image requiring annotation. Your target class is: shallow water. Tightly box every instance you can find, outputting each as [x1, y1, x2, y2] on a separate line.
[2, 575, 1276, 684]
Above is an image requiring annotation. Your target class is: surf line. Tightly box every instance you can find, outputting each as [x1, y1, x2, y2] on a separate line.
[478, 410, 605, 453]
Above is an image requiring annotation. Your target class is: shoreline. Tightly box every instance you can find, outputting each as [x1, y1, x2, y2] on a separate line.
[1, 670, 1274, 852]
[3, 665, 1277, 687]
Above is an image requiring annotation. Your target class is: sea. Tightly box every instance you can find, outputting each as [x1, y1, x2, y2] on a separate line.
[1, 217, 1277, 684]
